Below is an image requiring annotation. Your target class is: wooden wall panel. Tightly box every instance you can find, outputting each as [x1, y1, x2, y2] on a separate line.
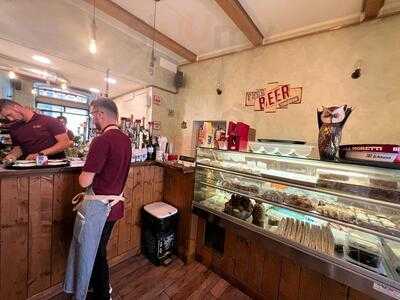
[0, 177, 29, 300]
[195, 218, 213, 267]
[28, 175, 53, 296]
[107, 222, 119, 259]
[153, 166, 164, 202]
[132, 224, 141, 251]
[117, 168, 134, 255]
[321, 276, 348, 300]
[143, 166, 155, 205]
[233, 234, 251, 284]
[278, 257, 301, 300]
[246, 238, 265, 293]
[132, 166, 144, 227]
[163, 168, 195, 262]
[51, 173, 76, 285]
[130, 166, 144, 253]
[220, 228, 236, 276]
[261, 251, 282, 300]
[298, 267, 323, 300]
[348, 288, 377, 300]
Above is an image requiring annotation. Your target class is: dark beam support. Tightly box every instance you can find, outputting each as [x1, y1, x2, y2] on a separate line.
[215, 0, 263, 46]
[83, 0, 197, 62]
[363, 0, 385, 20]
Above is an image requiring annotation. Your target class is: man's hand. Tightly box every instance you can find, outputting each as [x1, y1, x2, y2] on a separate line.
[3, 154, 17, 165]
[26, 153, 39, 160]
[3, 146, 22, 164]
[4, 154, 17, 162]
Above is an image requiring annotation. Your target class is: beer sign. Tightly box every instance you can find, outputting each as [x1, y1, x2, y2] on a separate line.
[245, 83, 303, 113]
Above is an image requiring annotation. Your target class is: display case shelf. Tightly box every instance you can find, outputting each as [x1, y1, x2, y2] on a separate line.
[196, 147, 400, 206]
[197, 163, 400, 210]
[198, 180, 400, 243]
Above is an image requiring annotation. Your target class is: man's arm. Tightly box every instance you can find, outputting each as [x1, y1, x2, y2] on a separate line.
[80, 136, 108, 188]
[4, 146, 23, 161]
[79, 171, 95, 188]
[26, 133, 70, 159]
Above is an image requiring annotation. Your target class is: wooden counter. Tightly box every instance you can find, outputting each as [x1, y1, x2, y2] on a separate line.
[0, 162, 194, 300]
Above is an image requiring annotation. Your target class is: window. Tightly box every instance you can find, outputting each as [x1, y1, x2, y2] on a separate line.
[35, 87, 89, 104]
[36, 102, 90, 140]
[33, 83, 92, 141]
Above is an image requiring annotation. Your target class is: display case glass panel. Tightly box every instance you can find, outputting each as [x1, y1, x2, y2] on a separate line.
[194, 148, 400, 287]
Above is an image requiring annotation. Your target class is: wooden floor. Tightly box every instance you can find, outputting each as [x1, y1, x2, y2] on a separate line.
[51, 255, 251, 300]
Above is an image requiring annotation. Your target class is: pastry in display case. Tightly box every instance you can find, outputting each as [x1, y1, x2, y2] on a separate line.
[194, 147, 400, 291]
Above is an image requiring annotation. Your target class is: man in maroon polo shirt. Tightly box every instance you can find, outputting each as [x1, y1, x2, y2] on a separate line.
[0, 99, 70, 160]
[79, 98, 131, 299]
[57, 115, 75, 142]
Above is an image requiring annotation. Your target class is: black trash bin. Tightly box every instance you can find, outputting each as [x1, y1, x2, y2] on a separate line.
[141, 202, 178, 265]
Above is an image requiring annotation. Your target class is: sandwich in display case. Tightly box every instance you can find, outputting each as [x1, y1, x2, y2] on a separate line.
[193, 147, 400, 297]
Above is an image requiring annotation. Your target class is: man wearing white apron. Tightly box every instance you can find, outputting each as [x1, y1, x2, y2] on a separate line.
[64, 98, 131, 300]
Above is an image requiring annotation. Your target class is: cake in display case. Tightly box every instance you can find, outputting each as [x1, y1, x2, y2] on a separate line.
[194, 147, 400, 289]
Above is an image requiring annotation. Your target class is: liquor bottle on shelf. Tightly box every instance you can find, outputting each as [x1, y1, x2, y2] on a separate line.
[147, 122, 155, 161]
[120, 117, 158, 162]
[152, 135, 159, 161]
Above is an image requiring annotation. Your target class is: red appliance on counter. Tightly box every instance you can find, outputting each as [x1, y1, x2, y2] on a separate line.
[227, 121, 250, 151]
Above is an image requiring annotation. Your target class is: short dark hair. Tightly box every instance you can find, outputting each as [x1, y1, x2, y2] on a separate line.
[90, 98, 118, 119]
[0, 99, 21, 112]
[57, 116, 67, 123]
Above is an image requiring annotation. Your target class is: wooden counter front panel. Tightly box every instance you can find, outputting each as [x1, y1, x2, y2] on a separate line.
[163, 167, 194, 263]
[51, 173, 77, 287]
[0, 177, 29, 300]
[28, 175, 53, 296]
[0, 165, 164, 300]
[196, 219, 380, 300]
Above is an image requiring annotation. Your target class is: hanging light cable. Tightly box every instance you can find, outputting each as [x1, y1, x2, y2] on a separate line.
[89, 0, 97, 54]
[149, 0, 159, 76]
[105, 68, 110, 97]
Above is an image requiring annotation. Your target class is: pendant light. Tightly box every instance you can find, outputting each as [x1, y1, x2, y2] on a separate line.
[89, 0, 97, 54]
[8, 70, 16, 80]
[149, 0, 160, 76]
[105, 68, 110, 97]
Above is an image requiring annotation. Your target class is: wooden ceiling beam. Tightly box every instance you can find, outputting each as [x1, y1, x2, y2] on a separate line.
[215, 0, 263, 46]
[362, 0, 385, 20]
[83, 0, 197, 62]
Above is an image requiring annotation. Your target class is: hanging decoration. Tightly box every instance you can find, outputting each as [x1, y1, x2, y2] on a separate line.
[153, 94, 162, 105]
[105, 68, 110, 98]
[244, 82, 303, 113]
[89, 0, 97, 54]
[149, 0, 160, 76]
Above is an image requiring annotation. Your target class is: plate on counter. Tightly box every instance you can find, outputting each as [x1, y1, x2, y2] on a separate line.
[6, 160, 70, 169]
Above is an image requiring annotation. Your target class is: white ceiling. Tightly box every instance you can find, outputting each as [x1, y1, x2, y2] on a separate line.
[0, 0, 178, 97]
[112, 0, 251, 59]
[111, 0, 400, 60]
[0, 0, 398, 97]
[239, 0, 364, 42]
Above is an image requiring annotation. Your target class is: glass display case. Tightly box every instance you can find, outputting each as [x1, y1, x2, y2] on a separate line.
[194, 147, 400, 291]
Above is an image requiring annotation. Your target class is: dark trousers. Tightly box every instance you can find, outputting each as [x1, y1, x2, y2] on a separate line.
[89, 220, 115, 300]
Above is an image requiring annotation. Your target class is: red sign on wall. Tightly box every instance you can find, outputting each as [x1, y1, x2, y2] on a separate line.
[153, 95, 162, 106]
[245, 83, 303, 113]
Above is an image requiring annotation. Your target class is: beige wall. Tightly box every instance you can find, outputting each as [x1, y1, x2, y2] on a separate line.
[175, 16, 400, 156]
[151, 87, 177, 151]
[114, 88, 152, 122]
